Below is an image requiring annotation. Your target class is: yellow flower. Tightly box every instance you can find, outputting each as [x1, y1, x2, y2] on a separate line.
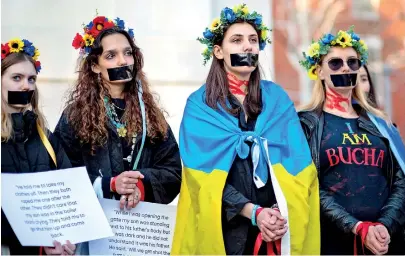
[336, 31, 352, 47]
[359, 39, 368, 50]
[210, 18, 221, 31]
[307, 42, 320, 58]
[117, 127, 127, 137]
[233, 4, 242, 12]
[261, 30, 268, 41]
[83, 34, 95, 47]
[32, 48, 40, 61]
[308, 65, 318, 80]
[233, 4, 249, 14]
[331, 40, 337, 46]
[203, 48, 210, 55]
[8, 38, 24, 53]
[241, 5, 249, 14]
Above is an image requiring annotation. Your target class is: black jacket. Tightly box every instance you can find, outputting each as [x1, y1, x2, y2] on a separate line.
[299, 110, 405, 250]
[222, 96, 276, 255]
[53, 110, 182, 204]
[1, 111, 72, 255]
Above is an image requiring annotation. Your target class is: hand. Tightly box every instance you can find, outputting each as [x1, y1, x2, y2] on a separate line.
[364, 226, 389, 255]
[114, 171, 144, 195]
[120, 186, 141, 210]
[373, 225, 390, 247]
[257, 208, 288, 242]
[44, 240, 75, 255]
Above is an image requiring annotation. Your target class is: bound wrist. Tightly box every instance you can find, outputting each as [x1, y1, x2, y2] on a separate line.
[110, 177, 117, 192]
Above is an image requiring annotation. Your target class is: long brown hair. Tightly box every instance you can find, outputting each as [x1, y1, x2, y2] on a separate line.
[362, 65, 378, 108]
[1, 53, 47, 141]
[205, 21, 262, 118]
[65, 27, 167, 153]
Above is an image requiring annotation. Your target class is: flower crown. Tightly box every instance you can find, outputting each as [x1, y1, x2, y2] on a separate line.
[72, 14, 135, 57]
[1, 38, 41, 73]
[197, 3, 272, 65]
[299, 25, 369, 80]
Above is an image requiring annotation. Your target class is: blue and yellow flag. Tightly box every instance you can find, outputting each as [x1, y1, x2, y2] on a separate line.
[171, 81, 320, 255]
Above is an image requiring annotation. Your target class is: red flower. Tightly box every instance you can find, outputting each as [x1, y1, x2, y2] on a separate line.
[90, 16, 115, 37]
[35, 61, 41, 68]
[72, 33, 84, 49]
[1, 43, 10, 59]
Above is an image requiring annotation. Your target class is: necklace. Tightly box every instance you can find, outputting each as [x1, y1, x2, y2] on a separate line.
[104, 97, 127, 137]
[111, 101, 125, 111]
[104, 97, 139, 163]
[123, 135, 137, 163]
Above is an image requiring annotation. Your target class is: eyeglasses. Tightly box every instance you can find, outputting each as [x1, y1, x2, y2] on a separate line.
[327, 57, 362, 71]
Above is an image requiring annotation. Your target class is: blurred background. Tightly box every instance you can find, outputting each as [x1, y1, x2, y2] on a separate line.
[2, 0, 405, 142]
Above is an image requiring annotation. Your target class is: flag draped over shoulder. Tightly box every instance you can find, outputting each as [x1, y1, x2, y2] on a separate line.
[171, 80, 320, 255]
[367, 113, 405, 173]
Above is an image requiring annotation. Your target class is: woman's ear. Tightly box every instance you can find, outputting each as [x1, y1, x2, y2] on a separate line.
[213, 45, 224, 60]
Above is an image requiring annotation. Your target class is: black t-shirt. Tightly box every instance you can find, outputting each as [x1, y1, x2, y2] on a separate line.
[320, 112, 389, 221]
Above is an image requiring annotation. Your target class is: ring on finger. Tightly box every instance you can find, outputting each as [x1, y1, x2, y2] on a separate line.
[121, 195, 127, 201]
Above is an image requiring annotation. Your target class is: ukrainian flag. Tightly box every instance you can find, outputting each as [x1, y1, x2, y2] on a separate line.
[171, 81, 320, 255]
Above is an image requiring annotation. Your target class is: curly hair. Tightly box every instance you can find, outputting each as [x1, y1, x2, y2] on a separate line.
[65, 27, 167, 153]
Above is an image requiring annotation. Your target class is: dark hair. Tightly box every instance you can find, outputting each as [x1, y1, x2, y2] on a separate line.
[362, 65, 378, 108]
[1, 52, 36, 75]
[66, 27, 167, 153]
[205, 21, 262, 119]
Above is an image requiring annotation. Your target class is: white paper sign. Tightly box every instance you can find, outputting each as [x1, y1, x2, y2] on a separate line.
[1, 167, 114, 246]
[89, 199, 177, 256]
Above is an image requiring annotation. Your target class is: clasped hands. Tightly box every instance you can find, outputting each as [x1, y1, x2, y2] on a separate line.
[112, 171, 144, 209]
[256, 208, 288, 242]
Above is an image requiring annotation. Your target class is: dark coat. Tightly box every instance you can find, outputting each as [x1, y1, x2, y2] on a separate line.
[53, 110, 182, 204]
[222, 96, 276, 255]
[299, 110, 405, 254]
[1, 111, 72, 255]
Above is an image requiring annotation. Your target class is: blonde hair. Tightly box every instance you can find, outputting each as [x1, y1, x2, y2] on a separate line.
[1, 53, 48, 142]
[298, 78, 390, 122]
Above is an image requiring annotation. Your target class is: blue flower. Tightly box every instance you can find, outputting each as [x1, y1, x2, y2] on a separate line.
[24, 45, 36, 57]
[22, 39, 33, 48]
[87, 21, 94, 30]
[350, 32, 360, 41]
[306, 56, 315, 65]
[223, 7, 236, 23]
[259, 41, 266, 50]
[36, 66, 41, 73]
[128, 28, 134, 38]
[321, 33, 335, 44]
[203, 28, 214, 39]
[85, 46, 92, 54]
[115, 18, 125, 29]
[254, 16, 262, 26]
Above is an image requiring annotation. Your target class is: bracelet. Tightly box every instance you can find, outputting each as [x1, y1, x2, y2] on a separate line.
[111, 177, 117, 192]
[255, 207, 264, 220]
[136, 179, 145, 201]
[251, 204, 260, 226]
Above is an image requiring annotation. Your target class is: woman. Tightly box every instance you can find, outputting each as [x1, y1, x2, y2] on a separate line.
[298, 26, 405, 255]
[54, 15, 181, 222]
[172, 4, 320, 255]
[1, 38, 75, 255]
[358, 65, 378, 107]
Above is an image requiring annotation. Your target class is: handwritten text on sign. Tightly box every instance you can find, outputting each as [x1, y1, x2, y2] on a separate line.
[1, 167, 113, 246]
[89, 199, 176, 256]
